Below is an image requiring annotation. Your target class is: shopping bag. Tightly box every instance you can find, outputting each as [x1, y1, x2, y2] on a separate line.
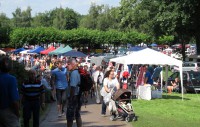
[103, 92, 111, 105]
[108, 99, 117, 112]
[100, 87, 107, 97]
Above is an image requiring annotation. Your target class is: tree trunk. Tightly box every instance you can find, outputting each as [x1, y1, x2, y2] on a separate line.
[181, 38, 186, 61]
[195, 33, 200, 55]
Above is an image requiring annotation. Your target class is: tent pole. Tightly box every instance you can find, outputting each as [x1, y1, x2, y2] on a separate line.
[179, 64, 183, 101]
[165, 65, 168, 88]
[165, 65, 168, 98]
[160, 66, 163, 96]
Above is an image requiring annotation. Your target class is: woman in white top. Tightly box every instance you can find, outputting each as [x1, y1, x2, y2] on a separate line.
[101, 70, 120, 116]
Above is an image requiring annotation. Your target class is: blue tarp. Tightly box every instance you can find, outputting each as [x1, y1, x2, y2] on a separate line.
[150, 43, 158, 47]
[28, 46, 45, 54]
[13, 48, 25, 54]
[128, 46, 146, 51]
[62, 50, 87, 57]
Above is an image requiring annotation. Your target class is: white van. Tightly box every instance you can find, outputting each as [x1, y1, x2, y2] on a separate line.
[173, 62, 200, 72]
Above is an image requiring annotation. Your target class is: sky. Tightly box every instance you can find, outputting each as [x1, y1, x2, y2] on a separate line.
[0, 0, 121, 18]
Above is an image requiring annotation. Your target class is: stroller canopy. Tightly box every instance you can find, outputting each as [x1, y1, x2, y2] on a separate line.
[112, 89, 132, 101]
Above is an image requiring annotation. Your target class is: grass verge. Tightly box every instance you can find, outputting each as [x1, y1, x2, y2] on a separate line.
[131, 93, 200, 127]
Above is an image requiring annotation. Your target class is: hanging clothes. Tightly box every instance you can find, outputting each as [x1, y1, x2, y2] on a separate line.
[136, 66, 146, 88]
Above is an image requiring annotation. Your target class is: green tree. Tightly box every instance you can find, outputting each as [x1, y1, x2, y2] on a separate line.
[52, 8, 66, 30]
[96, 5, 119, 31]
[0, 13, 11, 45]
[52, 7, 80, 30]
[155, 0, 200, 60]
[32, 12, 51, 27]
[132, 0, 160, 36]
[118, 0, 138, 30]
[12, 6, 32, 27]
[79, 3, 103, 29]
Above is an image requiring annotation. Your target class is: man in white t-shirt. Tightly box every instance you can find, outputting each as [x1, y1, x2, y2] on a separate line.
[92, 66, 104, 104]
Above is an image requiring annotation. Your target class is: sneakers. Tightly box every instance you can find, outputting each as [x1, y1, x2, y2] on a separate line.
[58, 111, 65, 117]
[101, 114, 106, 117]
[61, 112, 65, 116]
[58, 113, 62, 117]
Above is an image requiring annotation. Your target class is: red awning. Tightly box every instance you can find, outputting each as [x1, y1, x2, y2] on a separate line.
[40, 46, 55, 54]
[1, 48, 15, 52]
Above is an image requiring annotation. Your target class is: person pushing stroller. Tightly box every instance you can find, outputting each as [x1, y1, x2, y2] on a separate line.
[101, 70, 120, 116]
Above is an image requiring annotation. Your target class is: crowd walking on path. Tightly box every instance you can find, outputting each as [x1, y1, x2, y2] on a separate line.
[0, 52, 163, 127]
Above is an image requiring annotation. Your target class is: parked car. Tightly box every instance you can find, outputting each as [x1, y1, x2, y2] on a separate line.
[171, 52, 182, 60]
[168, 71, 200, 93]
[172, 62, 200, 72]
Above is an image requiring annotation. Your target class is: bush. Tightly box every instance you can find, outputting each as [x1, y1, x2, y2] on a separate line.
[9, 60, 29, 88]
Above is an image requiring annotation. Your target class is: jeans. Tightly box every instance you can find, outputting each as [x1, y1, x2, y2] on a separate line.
[66, 95, 82, 121]
[94, 82, 101, 103]
[23, 100, 40, 127]
[101, 96, 107, 115]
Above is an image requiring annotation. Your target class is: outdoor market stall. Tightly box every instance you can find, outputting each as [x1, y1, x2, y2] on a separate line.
[48, 46, 64, 55]
[28, 46, 45, 54]
[110, 48, 183, 100]
[40, 46, 55, 55]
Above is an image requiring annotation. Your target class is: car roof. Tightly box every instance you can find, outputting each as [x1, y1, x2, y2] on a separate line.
[184, 71, 200, 74]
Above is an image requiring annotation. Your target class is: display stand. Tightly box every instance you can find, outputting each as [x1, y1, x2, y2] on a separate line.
[137, 85, 151, 100]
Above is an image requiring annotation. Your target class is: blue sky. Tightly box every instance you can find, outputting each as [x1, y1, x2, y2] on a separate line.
[0, 0, 121, 18]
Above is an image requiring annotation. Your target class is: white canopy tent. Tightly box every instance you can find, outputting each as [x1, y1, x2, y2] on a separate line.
[110, 48, 184, 100]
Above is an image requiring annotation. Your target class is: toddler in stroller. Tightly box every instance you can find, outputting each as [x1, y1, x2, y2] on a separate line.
[109, 89, 137, 122]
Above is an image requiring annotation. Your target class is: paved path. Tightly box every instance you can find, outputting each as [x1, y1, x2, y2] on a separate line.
[40, 97, 132, 127]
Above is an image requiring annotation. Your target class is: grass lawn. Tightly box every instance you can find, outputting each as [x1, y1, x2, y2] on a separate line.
[131, 93, 200, 127]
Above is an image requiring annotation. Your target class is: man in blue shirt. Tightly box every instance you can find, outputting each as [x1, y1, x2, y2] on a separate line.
[66, 58, 81, 127]
[144, 66, 153, 85]
[0, 56, 20, 127]
[51, 60, 68, 117]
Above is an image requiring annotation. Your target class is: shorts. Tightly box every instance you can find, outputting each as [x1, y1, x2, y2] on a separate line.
[66, 95, 82, 121]
[56, 89, 67, 105]
[0, 108, 20, 127]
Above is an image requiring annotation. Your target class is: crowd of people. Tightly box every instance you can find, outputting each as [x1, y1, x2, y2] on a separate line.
[0, 54, 83, 127]
[0, 52, 180, 127]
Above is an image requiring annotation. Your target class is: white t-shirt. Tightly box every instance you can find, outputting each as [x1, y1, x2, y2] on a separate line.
[92, 70, 104, 83]
[103, 78, 119, 90]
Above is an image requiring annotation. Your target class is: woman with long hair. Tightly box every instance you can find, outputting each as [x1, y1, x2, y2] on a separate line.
[101, 70, 120, 116]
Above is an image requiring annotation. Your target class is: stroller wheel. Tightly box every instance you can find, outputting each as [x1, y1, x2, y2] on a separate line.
[110, 115, 115, 121]
[125, 116, 131, 122]
[133, 116, 138, 121]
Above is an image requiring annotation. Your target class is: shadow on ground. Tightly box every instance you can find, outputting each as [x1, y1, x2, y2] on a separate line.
[83, 121, 128, 127]
[162, 95, 190, 100]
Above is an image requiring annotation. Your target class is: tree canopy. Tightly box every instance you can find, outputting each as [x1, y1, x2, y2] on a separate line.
[0, 0, 200, 56]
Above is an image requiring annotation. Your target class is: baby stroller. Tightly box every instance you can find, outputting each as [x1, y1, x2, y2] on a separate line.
[110, 89, 137, 122]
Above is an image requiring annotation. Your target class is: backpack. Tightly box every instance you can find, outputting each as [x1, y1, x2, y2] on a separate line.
[78, 68, 93, 92]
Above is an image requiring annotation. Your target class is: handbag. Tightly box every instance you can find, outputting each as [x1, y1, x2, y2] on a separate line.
[103, 92, 111, 105]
